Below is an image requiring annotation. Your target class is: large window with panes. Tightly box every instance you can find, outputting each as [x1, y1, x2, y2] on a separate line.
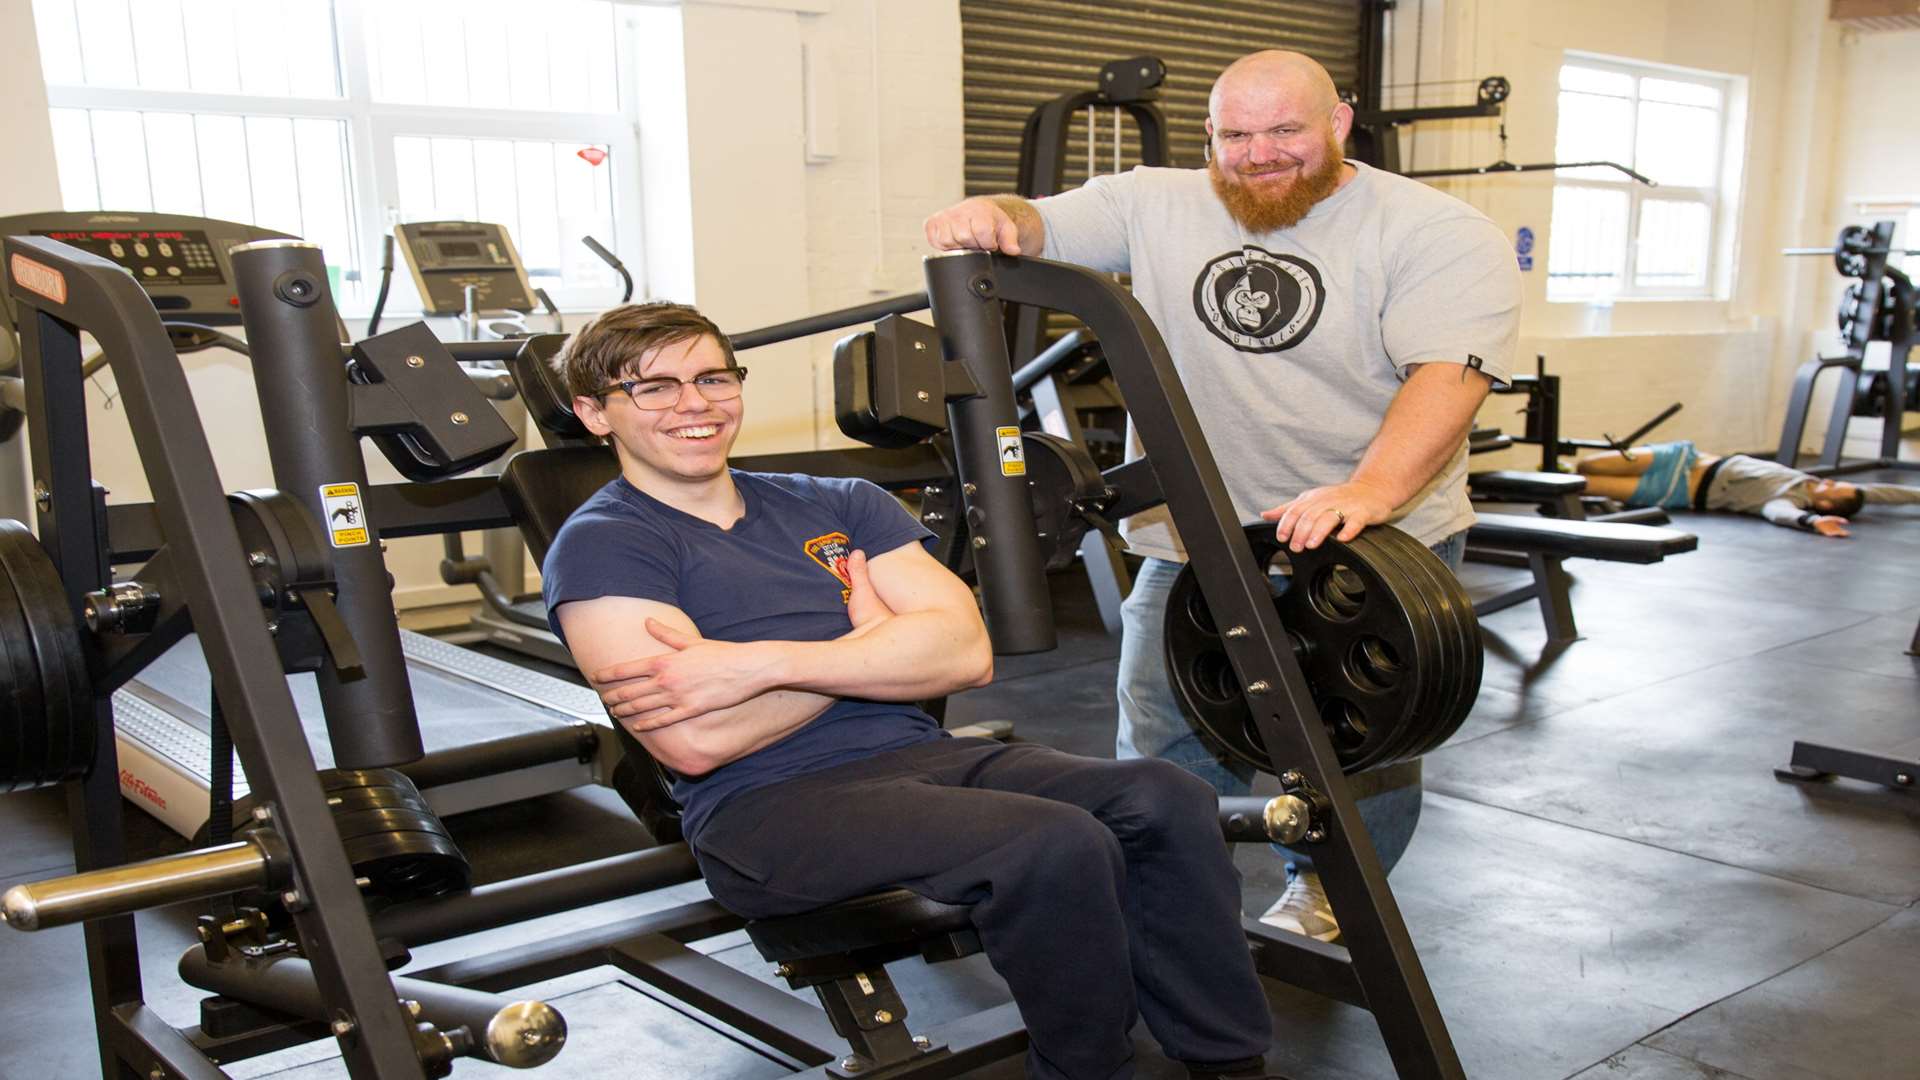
[1546, 55, 1744, 303]
[30, 0, 644, 314]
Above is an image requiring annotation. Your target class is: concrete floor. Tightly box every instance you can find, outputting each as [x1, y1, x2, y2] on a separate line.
[1, 468, 1915, 1080]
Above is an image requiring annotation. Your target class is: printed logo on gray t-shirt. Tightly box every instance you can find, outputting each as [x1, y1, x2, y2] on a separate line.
[1192, 246, 1326, 352]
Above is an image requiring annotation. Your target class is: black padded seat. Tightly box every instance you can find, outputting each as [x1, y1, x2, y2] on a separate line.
[1469, 512, 1697, 564]
[1469, 469, 1588, 497]
[745, 888, 978, 963]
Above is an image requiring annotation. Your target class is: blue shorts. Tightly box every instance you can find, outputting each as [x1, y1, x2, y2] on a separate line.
[1628, 440, 1698, 510]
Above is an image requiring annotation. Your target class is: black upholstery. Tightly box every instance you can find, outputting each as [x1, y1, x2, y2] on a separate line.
[745, 888, 977, 963]
[1469, 512, 1697, 564]
[1469, 470, 1588, 497]
[499, 446, 619, 565]
[509, 334, 595, 442]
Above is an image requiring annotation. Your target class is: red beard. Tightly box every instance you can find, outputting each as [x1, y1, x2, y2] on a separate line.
[1208, 136, 1347, 232]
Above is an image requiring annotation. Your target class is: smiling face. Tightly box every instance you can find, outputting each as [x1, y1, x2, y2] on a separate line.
[1205, 50, 1353, 231]
[574, 333, 743, 496]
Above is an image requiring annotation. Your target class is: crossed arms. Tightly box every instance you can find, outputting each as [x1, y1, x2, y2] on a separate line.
[554, 543, 994, 777]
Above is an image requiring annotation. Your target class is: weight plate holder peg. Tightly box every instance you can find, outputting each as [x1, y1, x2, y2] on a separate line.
[1163, 523, 1480, 774]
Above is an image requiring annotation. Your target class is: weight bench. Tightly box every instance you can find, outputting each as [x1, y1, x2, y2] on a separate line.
[493, 351, 1018, 1077]
[1466, 512, 1698, 643]
[1469, 468, 1672, 526]
[1469, 469, 1587, 518]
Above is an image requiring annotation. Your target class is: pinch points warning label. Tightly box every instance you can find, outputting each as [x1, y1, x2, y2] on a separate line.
[320, 483, 369, 547]
[996, 426, 1026, 477]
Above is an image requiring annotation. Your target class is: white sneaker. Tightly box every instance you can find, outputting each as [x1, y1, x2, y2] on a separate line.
[1258, 871, 1340, 943]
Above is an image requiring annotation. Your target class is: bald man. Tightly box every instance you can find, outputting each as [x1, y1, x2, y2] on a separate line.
[925, 50, 1521, 942]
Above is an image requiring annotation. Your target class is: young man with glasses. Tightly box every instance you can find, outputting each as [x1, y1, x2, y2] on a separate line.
[541, 301, 1281, 1080]
[924, 49, 1522, 942]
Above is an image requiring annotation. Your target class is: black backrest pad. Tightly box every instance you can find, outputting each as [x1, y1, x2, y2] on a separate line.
[510, 334, 593, 441]
[500, 445, 620, 566]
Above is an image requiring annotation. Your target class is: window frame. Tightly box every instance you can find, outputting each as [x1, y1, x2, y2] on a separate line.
[37, 0, 647, 316]
[1547, 53, 1738, 304]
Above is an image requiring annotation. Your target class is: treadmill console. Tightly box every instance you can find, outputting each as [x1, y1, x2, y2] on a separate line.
[0, 211, 298, 330]
[393, 221, 536, 317]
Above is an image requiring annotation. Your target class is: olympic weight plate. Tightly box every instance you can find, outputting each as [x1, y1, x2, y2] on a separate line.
[1165, 525, 1452, 774]
[1314, 530, 1452, 767]
[323, 769, 470, 906]
[1362, 526, 1483, 758]
[0, 541, 47, 792]
[0, 520, 94, 791]
[1254, 528, 1443, 769]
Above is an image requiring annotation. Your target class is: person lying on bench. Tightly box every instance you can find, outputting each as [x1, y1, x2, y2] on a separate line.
[1576, 440, 1920, 537]
[540, 302, 1279, 1080]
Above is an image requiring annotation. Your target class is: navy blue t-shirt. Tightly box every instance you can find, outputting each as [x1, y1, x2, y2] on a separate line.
[542, 471, 942, 841]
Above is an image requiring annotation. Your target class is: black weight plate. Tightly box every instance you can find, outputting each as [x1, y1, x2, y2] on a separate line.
[1393, 526, 1484, 755]
[1162, 563, 1248, 764]
[350, 831, 470, 902]
[0, 523, 94, 787]
[1411, 577, 1482, 757]
[1311, 529, 1451, 768]
[1366, 530, 1459, 758]
[320, 767, 414, 794]
[1258, 526, 1434, 771]
[331, 805, 448, 842]
[1369, 527, 1476, 760]
[1269, 540, 1416, 770]
[11, 534, 93, 787]
[1367, 526, 1466, 760]
[1165, 524, 1476, 775]
[1328, 532, 1448, 768]
[0, 553, 41, 792]
[0, 525, 63, 789]
[0, 526, 57, 790]
[321, 782, 434, 816]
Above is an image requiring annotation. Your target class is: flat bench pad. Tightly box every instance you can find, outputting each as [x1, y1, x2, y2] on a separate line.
[1469, 470, 1588, 497]
[746, 888, 975, 962]
[1468, 512, 1697, 564]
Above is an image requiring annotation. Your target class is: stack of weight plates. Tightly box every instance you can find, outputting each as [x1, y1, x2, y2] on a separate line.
[1164, 523, 1480, 775]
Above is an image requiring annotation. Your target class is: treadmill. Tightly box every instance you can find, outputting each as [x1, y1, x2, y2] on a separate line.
[384, 220, 580, 667]
[0, 210, 615, 838]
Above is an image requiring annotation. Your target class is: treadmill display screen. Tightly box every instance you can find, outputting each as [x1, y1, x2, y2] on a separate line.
[34, 229, 226, 287]
[436, 241, 483, 259]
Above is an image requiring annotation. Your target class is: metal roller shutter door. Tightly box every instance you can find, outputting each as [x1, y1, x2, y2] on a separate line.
[960, 1, 1367, 197]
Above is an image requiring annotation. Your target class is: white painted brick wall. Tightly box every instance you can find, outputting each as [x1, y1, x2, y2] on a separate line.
[797, 0, 965, 448]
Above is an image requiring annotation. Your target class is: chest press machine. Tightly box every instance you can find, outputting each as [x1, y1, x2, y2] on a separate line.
[3, 239, 1485, 1079]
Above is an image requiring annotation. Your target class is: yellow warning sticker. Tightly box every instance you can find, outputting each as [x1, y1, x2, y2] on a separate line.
[996, 426, 1026, 477]
[319, 483, 369, 547]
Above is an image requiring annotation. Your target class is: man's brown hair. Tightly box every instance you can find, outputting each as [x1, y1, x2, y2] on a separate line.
[556, 301, 736, 400]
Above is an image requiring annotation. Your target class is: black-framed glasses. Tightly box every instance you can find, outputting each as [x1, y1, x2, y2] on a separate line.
[593, 367, 749, 410]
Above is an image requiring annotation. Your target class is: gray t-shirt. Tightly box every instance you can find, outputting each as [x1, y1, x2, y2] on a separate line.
[1034, 161, 1520, 556]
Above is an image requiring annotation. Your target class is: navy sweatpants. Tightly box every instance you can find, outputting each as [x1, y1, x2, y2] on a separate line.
[689, 737, 1273, 1080]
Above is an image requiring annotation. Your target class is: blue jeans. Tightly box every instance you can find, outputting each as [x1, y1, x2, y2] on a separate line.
[1116, 530, 1467, 875]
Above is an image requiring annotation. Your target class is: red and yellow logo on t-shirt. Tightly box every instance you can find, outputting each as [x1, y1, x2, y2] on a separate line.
[804, 532, 854, 603]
